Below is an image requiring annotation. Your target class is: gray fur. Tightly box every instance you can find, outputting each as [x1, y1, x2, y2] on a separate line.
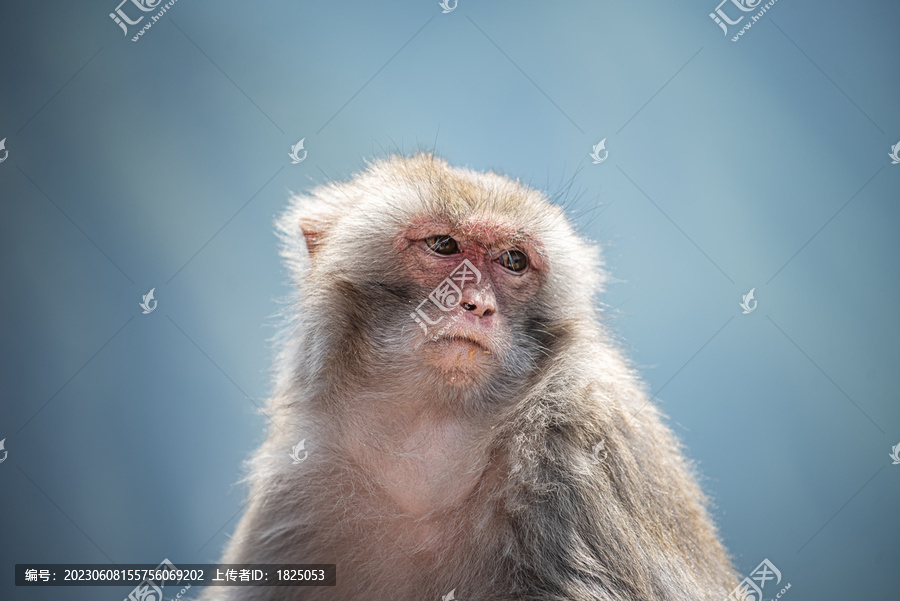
[201, 154, 736, 600]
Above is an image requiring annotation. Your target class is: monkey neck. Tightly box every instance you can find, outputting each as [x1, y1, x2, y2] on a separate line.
[325, 378, 498, 520]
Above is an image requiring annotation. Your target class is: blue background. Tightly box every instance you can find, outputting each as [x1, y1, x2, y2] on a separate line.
[1, 0, 898, 599]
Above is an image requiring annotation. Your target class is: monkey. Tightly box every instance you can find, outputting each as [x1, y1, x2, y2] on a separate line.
[200, 153, 737, 601]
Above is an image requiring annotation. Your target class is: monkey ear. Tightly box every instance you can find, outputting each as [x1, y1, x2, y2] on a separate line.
[298, 208, 346, 257]
[284, 191, 347, 258]
[298, 216, 327, 256]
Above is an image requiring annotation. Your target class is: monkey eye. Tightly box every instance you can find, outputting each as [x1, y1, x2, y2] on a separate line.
[497, 250, 528, 272]
[425, 235, 460, 255]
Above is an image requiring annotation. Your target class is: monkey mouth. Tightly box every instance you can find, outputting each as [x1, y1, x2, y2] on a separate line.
[434, 334, 491, 354]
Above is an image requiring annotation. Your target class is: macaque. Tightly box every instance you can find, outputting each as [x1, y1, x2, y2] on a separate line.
[202, 154, 736, 600]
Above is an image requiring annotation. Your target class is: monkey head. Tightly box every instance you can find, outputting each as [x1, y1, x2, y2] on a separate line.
[279, 154, 604, 397]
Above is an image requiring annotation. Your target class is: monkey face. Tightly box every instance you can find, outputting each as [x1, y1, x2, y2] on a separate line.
[395, 215, 546, 384]
[287, 154, 603, 393]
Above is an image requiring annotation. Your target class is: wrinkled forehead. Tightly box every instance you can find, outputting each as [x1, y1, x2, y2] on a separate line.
[399, 213, 530, 248]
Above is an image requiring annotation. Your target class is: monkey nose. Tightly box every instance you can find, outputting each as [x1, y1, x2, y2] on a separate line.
[461, 301, 495, 317]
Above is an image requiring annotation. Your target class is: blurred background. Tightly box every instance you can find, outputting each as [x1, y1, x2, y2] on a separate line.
[1, 0, 898, 599]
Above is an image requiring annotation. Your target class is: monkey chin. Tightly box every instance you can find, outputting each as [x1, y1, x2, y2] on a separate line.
[422, 336, 495, 385]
